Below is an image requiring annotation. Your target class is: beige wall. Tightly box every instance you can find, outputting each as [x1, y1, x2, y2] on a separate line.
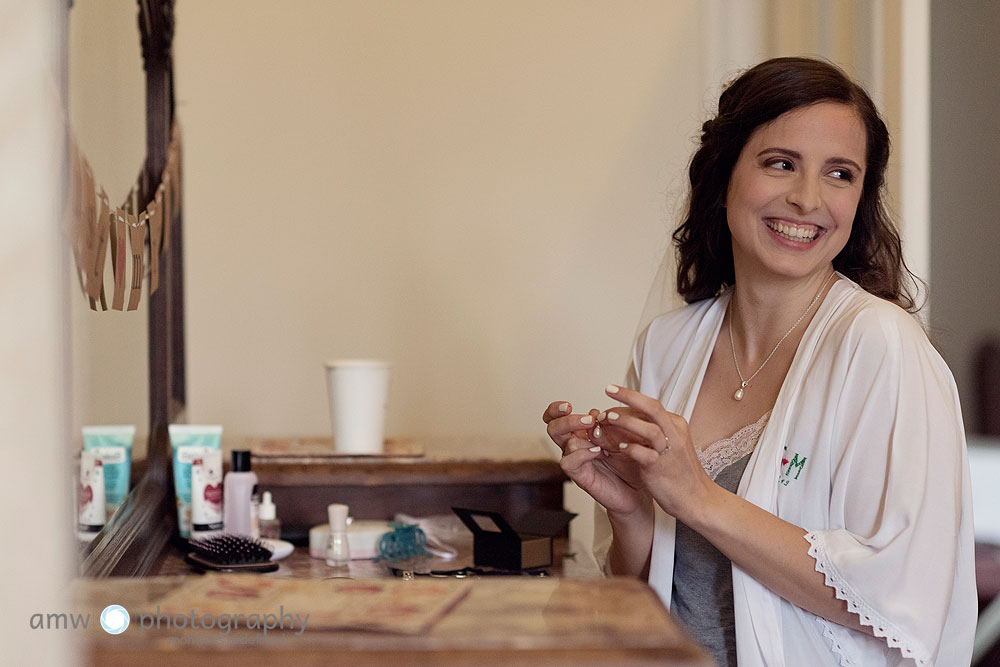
[173, 1, 708, 442]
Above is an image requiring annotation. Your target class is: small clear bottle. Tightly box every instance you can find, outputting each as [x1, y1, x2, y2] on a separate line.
[250, 484, 261, 538]
[258, 491, 281, 540]
[326, 503, 350, 568]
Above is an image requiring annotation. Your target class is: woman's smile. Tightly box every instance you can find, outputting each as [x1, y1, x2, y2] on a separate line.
[764, 218, 823, 244]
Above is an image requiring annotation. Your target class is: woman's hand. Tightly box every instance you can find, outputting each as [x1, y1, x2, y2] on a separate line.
[597, 385, 716, 524]
[542, 401, 646, 517]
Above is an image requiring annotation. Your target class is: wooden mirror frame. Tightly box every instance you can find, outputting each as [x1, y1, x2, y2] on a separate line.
[80, 0, 185, 577]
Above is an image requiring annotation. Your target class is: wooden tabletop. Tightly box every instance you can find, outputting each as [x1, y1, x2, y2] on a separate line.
[76, 575, 711, 666]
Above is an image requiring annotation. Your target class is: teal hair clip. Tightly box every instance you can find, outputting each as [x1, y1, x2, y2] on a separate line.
[376, 522, 428, 561]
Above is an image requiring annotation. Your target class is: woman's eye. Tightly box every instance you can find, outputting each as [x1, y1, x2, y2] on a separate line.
[829, 168, 855, 183]
[765, 158, 794, 171]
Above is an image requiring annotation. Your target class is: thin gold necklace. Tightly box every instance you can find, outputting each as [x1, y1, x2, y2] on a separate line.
[728, 272, 835, 401]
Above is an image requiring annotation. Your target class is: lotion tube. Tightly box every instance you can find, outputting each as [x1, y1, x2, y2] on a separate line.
[169, 424, 222, 538]
[77, 450, 106, 541]
[190, 449, 224, 540]
[82, 425, 135, 517]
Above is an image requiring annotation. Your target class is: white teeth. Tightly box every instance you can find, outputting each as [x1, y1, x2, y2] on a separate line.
[768, 221, 817, 242]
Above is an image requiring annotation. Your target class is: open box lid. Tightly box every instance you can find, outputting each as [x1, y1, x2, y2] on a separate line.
[452, 507, 576, 538]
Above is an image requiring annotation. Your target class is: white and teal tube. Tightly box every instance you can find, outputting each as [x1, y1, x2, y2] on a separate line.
[82, 425, 135, 517]
[169, 424, 223, 538]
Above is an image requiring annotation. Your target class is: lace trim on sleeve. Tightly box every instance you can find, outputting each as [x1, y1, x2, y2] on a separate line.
[804, 530, 930, 666]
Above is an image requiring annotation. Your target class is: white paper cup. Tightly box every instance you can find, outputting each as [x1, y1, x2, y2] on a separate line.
[324, 359, 391, 454]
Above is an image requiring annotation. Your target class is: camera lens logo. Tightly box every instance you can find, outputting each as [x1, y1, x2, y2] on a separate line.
[100, 605, 130, 635]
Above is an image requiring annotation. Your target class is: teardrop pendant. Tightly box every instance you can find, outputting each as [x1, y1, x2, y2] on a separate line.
[733, 387, 744, 401]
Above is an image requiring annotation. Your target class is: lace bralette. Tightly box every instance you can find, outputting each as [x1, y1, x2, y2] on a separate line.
[697, 411, 771, 481]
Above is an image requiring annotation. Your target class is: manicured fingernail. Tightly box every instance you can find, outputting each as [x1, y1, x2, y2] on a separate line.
[558, 403, 570, 413]
[606, 384, 620, 394]
[593, 425, 602, 438]
[588, 446, 601, 453]
[608, 411, 619, 421]
[597, 412, 607, 422]
[619, 443, 629, 449]
[580, 415, 593, 425]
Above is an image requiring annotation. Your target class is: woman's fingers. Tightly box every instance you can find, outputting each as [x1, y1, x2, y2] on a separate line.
[606, 411, 671, 452]
[605, 385, 667, 421]
[559, 436, 606, 474]
[541, 401, 573, 424]
[546, 410, 598, 449]
[617, 440, 662, 466]
[605, 385, 686, 440]
[564, 435, 600, 454]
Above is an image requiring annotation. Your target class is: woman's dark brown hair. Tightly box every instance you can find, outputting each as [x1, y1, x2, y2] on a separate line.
[673, 56, 919, 311]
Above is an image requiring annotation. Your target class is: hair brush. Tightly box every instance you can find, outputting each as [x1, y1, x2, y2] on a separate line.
[185, 534, 279, 573]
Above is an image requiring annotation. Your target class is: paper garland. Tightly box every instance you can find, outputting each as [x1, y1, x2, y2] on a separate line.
[65, 119, 181, 311]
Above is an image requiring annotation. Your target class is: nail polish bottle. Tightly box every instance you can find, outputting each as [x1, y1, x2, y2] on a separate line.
[326, 503, 350, 568]
[258, 491, 281, 540]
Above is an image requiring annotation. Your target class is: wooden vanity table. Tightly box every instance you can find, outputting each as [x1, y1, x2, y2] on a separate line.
[78, 564, 711, 667]
[245, 435, 568, 542]
[83, 517, 710, 666]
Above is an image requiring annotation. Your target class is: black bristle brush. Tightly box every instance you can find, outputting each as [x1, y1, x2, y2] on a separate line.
[185, 534, 279, 573]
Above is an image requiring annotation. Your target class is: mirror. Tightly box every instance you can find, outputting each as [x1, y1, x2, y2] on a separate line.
[68, 1, 151, 457]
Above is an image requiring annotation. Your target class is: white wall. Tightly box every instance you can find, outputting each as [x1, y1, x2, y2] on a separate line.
[0, 1, 75, 663]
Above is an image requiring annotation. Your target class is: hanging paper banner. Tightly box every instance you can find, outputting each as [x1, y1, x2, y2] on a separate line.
[65, 119, 181, 311]
[110, 208, 128, 311]
[88, 189, 111, 309]
[127, 212, 145, 311]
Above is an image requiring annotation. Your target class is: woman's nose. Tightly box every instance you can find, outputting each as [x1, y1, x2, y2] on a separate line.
[785, 176, 821, 213]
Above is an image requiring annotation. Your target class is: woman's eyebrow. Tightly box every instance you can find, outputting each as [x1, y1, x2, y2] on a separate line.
[756, 147, 863, 173]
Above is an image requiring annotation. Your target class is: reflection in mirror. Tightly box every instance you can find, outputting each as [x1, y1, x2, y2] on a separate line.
[68, 2, 149, 458]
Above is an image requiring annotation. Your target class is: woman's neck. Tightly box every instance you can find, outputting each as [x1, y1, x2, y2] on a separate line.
[728, 268, 836, 363]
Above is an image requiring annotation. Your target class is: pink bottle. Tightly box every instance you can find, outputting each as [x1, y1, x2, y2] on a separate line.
[223, 450, 258, 536]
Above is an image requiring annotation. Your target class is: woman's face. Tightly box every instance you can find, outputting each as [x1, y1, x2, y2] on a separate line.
[725, 101, 866, 284]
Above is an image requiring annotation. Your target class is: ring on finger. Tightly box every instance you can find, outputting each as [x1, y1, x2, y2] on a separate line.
[659, 435, 670, 455]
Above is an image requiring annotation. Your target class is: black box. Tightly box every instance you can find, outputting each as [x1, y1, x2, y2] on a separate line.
[452, 507, 576, 570]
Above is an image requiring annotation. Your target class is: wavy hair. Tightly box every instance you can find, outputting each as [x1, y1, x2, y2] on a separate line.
[672, 57, 919, 311]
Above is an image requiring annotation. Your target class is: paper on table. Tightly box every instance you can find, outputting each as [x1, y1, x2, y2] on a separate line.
[147, 574, 470, 636]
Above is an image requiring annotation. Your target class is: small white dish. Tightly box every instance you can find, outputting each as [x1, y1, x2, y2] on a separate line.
[261, 538, 294, 560]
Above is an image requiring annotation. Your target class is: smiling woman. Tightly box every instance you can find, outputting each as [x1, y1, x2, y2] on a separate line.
[544, 57, 976, 667]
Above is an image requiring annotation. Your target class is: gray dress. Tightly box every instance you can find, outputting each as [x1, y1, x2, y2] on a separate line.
[671, 412, 770, 667]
